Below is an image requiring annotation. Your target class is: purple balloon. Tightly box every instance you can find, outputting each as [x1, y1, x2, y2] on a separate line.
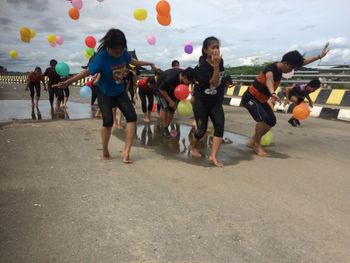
[184, 44, 193, 54]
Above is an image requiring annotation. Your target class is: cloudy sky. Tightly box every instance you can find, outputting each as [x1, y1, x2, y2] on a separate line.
[0, 0, 349, 73]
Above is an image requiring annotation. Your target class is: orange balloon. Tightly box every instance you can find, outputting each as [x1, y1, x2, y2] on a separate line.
[292, 103, 310, 120]
[20, 35, 30, 43]
[156, 0, 171, 16]
[68, 7, 80, 20]
[157, 14, 171, 26]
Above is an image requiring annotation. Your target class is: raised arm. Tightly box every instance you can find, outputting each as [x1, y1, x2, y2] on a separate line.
[303, 42, 329, 66]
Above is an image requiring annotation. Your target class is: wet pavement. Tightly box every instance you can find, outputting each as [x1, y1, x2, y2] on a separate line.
[114, 122, 255, 167]
[0, 100, 93, 122]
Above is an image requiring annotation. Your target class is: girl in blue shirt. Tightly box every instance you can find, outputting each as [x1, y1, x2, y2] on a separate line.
[55, 28, 157, 163]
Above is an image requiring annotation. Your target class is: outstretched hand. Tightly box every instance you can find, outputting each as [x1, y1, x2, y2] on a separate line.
[320, 42, 330, 59]
[52, 81, 69, 89]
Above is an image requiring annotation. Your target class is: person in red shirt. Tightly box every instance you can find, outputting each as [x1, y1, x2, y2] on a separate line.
[25, 67, 47, 107]
[138, 76, 157, 123]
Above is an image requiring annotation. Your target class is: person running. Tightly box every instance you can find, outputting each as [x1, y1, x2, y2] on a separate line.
[25, 66, 47, 107]
[54, 28, 157, 163]
[138, 76, 157, 123]
[284, 78, 321, 126]
[157, 67, 196, 138]
[241, 43, 329, 157]
[44, 59, 61, 111]
[191, 36, 225, 167]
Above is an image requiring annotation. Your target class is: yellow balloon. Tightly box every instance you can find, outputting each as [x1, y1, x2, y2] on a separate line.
[19, 27, 31, 38]
[47, 34, 56, 44]
[20, 35, 30, 43]
[133, 8, 147, 21]
[9, 50, 18, 59]
[84, 50, 91, 59]
[30, 29, 36, 39]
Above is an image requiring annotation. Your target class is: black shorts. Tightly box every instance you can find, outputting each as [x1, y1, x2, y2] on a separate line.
[288, 91, 305, 103]
[241, 90, 276, 127]
[98, 91, 137, 127]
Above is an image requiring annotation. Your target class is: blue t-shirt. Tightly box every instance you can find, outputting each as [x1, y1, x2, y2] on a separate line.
[89, 49, 132, 96]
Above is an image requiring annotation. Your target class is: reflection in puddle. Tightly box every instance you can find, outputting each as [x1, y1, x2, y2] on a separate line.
[0, 100, 93, 122]
[114, 123, 254, 167]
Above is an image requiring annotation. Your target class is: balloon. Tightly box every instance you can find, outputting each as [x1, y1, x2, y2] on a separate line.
[19, 27, 31, 39]
[147, 35, 156, 45]
[184, 40, 192, 46]
[177, 100, 193, 117]
[71, 0, 83, 10]
[156, 0, 171, 16]
[261, 131, 273, 146]
[134, 8, 147, 21]
[86, 47, 95, 57]
[55, 62, 70, 77]
[184, 44, 193, 54]
[47, 34, 56, 44]
[157, 14, 171, 26]
[50, 42, 57, 48]
[292, 103, 310, 120]
[80, 86, 92, 98]
[68, 7, 80, 20]
[83, 50, 91, 59]
[9, 50, 18, 59]
[174, 84, 190, 100]
[56, 35, 64, 45]
[282, 69, 294, 79]
[85, 36, 96, 48]
[20, 35, 31, 43]
[30, 29, 36, 39]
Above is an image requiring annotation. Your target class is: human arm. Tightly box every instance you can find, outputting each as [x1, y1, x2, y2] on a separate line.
[305, 94, 313, 107]
[283, 85, 293, 106]
[53, 69, 90, 89]
[207, 52, 222, 88]
[265, 71, 281, 103]
[130, 58, 158, 71]
[160, 90, 176, 109]
[303, 43, 329, 66]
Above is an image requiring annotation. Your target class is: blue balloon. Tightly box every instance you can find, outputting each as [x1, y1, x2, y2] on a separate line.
[80, 86, 92, 98]
[55, 62, 70, 77]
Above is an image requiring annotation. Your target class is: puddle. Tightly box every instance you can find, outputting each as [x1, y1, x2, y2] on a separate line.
[114, 123, 254, 167]
[0, 100, 94, 122]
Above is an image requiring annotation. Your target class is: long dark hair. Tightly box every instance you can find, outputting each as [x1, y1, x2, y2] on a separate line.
[97, 28, 127, 52]
[199, 36, 220, 66]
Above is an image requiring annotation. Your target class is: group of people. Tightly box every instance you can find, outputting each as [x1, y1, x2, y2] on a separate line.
[26, 59, 70, 112]
[30, 27, 328, 167]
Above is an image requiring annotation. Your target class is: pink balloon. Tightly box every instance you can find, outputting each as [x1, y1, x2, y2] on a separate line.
[50, 42, 56, 48]
[72, 0, 83, 10]
[184, 40, 192, 46]
[56, 35, 64, 45]
[147, 35, 156, 45]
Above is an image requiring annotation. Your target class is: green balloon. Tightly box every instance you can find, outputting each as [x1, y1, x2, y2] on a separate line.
[261, 131, 273, 146]
[55, 62, 70, 77]
[86, 48, 95, 57]
[177, 100, 193, 117]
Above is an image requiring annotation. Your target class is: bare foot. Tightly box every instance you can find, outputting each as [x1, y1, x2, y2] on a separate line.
[246, 138, 255, 149]
[144, 118, 150, 123]
[209, 156, 224, 167]
[122, 153, 133, 164]
[254, 145, 269, 157]
[191, 148, 202, 158]
[97, 151, 112, 160]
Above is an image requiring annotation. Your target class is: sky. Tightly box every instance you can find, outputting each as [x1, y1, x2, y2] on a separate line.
[0, 0, 349, 73]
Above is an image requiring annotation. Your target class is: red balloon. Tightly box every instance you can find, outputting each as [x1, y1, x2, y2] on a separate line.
[174, 84, 190, 100]
[85, 36, 96, 48]
[152, 103, 157, 112]
[292, 103, 310, 120]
